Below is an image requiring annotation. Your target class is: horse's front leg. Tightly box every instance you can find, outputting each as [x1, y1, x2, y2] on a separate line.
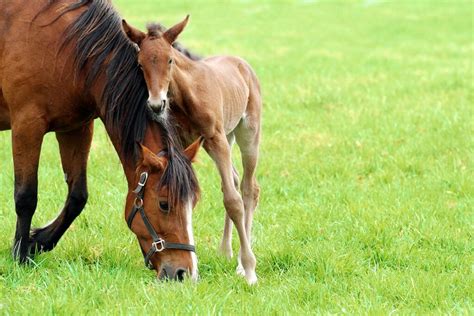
[11, 112, 48, 263]
[30, 122, 93, 254]
[204, 132, 257, 284]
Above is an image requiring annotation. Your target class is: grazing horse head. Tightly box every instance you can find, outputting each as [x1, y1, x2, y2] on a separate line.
[127, 136, 202, 281]
[122, 15, 190, 113]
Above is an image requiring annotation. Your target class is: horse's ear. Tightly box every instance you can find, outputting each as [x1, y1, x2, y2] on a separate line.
[163, 15, 189, 44]
[184, 136, 203, 163]
[122, 19, 146, 45]
[137, 143, 167, 171]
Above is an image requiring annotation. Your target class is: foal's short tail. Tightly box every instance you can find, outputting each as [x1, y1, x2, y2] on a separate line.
[245, 63, 262, 109]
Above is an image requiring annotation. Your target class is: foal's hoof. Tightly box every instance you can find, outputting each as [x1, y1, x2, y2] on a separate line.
[245, 271, 258, 285]
[236, 263, 245, 276]
[235, 263, 257, 285]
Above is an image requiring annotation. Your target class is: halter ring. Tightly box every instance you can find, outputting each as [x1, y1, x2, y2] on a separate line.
[134, 197, 144, 208]
[152, 239, 165, 252]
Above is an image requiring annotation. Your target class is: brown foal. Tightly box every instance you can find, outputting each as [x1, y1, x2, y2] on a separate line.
[123, 16, 262, 284]
[0, 0, 202, 281]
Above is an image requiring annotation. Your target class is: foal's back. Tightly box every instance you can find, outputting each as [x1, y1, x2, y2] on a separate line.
[200, 55, 261, 133]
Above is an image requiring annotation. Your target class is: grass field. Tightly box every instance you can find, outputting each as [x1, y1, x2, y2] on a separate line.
[0, 0, 473, 314]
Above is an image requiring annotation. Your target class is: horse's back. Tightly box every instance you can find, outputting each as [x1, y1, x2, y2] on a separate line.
[199, 55, 261, 133]
[0, 0, 94, 132]
[203, 55, 260, 100]
[0, 0, 33, 130]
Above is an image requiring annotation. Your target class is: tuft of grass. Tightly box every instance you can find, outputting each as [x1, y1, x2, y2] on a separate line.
[0, 0, 472, 313]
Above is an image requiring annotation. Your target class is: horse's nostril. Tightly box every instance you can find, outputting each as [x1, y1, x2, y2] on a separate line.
[159, 267, 169, 280]
[175, 268, 187, 281]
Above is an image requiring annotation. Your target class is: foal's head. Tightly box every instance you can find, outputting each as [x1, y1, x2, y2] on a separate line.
[122, 15, 189, 113]
[127, 138, 201, 281]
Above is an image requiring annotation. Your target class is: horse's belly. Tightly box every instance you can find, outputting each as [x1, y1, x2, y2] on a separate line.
[222, 95, 248, 134]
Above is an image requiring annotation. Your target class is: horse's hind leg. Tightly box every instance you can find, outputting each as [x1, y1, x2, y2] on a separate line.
[204, 132, 257, 284]
[234, 100, 261, 276]
[235, 120, 260, 243]
[29, 122, 93, 254]
[11, 115, 48, 263]
[219, 133, 239, 259]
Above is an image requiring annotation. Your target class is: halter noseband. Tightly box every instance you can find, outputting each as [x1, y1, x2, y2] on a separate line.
[127, 171, 196, 269]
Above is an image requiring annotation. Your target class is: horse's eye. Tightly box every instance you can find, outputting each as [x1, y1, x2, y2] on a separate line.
[168, 58, 173, 65]
[159, 201, 169, 212]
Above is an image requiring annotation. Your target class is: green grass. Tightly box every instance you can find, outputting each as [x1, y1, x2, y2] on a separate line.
[1, 0, 473, 314]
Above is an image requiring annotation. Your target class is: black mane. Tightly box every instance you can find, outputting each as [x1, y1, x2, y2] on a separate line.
[50, 0, 199, 203]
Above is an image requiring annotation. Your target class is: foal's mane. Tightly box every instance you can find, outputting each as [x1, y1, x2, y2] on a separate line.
[42, 0, 199, 203]
[146, 23, 202, 61]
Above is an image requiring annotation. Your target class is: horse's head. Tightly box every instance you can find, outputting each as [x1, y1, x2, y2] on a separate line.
[122, 15, 189, 113]
[126, 137, 201, 281]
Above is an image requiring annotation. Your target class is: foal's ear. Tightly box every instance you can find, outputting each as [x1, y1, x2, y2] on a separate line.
[184, 136, 203, 163]
[163, 15, 189, 44]
[137, 143, 167, 171]
[122, 19, 146, 45]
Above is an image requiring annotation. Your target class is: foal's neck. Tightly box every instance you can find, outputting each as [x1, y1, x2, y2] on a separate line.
[170, 50, 199, 108]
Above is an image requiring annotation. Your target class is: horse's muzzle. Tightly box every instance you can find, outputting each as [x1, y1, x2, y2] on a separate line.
[158, 265, 189, 282]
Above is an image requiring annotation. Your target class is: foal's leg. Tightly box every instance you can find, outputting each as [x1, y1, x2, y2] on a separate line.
[30, 122, 93, 254]
[234, 93, 262, 275]
[219, 133, 239, 259]
[204, 132, 257, 284]
[235, 118, 261, 244]
[11, 116, 48, 263]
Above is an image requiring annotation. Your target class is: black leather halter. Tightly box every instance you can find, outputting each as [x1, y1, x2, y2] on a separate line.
[127, 172, 196, 269]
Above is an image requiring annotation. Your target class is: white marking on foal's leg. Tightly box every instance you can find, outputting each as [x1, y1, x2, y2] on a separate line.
[219, 214, 233, 259]
[236, 250, 245, 276]
[186, 200, 198, 281]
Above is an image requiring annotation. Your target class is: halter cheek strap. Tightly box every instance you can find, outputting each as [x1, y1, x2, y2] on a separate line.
[127, 171, 196, 270]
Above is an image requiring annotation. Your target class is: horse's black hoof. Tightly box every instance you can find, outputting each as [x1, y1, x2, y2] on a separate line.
[12, 239, 33, 264]
[28, 227, 55, 255]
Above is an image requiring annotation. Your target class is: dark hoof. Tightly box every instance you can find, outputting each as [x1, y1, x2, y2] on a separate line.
[28, 227, 56, 256]
[12, 238, 34, 264]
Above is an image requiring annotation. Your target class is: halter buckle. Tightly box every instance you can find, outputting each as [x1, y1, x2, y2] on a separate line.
[138, 172, 149, 186]
[133, 172, 149, 194]
[151, 239, 165, 252]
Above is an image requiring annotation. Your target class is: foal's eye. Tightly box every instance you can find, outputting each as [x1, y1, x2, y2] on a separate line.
[159, 201, 169, 212]
[168, 58, 173, 65]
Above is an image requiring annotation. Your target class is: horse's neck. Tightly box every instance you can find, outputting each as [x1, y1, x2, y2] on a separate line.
[93, 79, 164, 187]
[102, 119, 166, 187]
[170, 52, 199, 109]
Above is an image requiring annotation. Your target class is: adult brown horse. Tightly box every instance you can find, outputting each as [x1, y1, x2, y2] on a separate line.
[0, 0, 203, 281]
[122, 16, 262, 284]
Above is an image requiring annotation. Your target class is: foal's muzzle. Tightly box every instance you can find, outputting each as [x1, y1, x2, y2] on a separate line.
[147, 100, 166, 113]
